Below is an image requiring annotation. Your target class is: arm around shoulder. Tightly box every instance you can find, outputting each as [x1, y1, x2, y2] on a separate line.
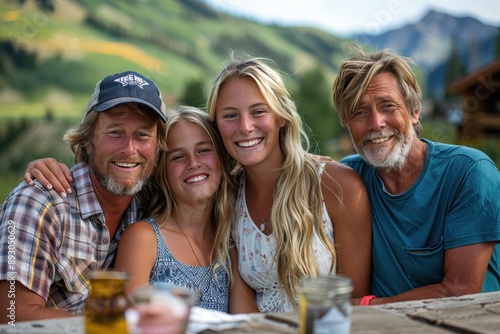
[24, 158, 73, 198]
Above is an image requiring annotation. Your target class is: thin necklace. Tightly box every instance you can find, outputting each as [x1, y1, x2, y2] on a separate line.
[173, 219, 203, 267]
[247, 182, 271, 233]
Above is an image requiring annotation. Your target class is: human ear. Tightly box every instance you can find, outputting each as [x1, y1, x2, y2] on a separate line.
[411, 108, 420, 125]
[279, 117, 286, 128]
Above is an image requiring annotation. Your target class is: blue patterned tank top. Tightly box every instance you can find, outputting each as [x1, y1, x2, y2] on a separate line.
[146, 218, 229, 312]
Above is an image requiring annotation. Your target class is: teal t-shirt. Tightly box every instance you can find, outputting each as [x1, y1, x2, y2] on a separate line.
[342, 139, 500, 297]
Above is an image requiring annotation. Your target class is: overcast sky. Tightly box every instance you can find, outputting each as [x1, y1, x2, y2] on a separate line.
[202, 0, 500, 36]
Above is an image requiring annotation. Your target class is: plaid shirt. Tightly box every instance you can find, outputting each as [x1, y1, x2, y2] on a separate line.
[0, 163, 139, 314]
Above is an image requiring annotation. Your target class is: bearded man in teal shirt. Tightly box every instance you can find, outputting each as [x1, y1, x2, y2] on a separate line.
[333, 46, 500, 305]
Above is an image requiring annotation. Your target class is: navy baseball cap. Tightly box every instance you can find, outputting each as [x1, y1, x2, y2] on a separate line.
[85, 71, 167, 122]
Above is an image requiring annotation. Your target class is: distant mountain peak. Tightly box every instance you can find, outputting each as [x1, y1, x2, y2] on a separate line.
[420, 9, 451, 22]
[352, 9, 498, 98]
[420, 8, 482, 26]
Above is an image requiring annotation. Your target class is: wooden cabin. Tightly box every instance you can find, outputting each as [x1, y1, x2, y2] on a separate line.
[449, 60, 500, 141]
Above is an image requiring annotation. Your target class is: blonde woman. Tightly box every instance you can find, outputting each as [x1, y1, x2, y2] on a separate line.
[206, 57, 372, 312]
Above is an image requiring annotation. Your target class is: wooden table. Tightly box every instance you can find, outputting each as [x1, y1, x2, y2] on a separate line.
[1, 291, 500, 333]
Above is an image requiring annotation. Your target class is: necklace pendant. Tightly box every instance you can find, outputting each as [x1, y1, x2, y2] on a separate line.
[260, 221, 265, 232]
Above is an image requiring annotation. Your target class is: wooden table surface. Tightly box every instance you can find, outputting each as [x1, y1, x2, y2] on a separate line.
[2, 291, 500, 333]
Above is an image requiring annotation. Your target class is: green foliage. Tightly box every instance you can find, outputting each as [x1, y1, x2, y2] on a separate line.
[37, 0, 55, 12]
[444, 36, 467, 100]
[421, 119, 457, 144]
[0, 40, 37, 73]
[459, 137, 500, 168]
[495, 27, 500, 59]
[212, 34, 294, 74]
[0, 118, 75, 202]
[0, 0, 498, 205]
[0, 0, 356, 111]
[277, 27, 342, 70]
[178, 78, 206, 109]
[0, 173, 24, 205]
[0, 118, 32, 151]
[292, 65, 343, 155]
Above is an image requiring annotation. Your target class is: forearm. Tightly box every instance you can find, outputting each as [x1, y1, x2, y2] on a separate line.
[15, 305, 73, 322]
[0, 280, 72, 323]
[1, 298, 72, 323]
[368, 282, 473, 306]
[366, 242, 496, 306]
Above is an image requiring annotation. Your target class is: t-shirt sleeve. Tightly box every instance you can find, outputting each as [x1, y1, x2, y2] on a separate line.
[445, 158, 500, 248]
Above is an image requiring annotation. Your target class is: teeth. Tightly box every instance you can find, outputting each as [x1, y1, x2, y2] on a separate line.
[238, 139, 261, 147]
[114, 162, 138, 168]
[370, 137, 389, 144]
[186, 175, 207, 183]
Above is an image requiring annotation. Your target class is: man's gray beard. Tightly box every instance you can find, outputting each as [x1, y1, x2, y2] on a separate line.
[100, 174, 147, 196]
[352, 128, 414, 172]
[89, 158, 153, 197]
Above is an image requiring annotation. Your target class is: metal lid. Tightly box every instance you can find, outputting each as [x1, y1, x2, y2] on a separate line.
[298, 275, 353, 299]
[87, 270, 129, 281]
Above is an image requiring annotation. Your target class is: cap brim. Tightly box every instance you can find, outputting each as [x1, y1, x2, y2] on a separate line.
[93, 97, 166, 122]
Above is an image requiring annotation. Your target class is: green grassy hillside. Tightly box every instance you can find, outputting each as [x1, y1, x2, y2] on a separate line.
[0, 0, 355, 201]
[0, 0, 497, 202]
[0, 0, 349, 113]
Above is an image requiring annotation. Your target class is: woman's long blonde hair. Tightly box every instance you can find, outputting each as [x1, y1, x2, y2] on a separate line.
[207, 57, 337, 308]
[145, 105, 237, 283]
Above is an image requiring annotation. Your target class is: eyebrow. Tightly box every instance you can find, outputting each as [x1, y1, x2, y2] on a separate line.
[219, 102, 269, 112]
[166, 139, 213, 155]
[357, 95, 395, 107]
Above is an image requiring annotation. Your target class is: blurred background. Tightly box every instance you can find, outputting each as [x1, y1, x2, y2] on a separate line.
[0, 0, 499, 201]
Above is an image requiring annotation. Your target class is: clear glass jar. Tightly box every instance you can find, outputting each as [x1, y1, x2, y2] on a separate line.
[298, 275, 353, 334]
[84, 271, 129, 334]
[129, 283, 194, 334]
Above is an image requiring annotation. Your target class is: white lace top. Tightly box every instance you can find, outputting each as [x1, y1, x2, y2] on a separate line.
[232, 164, 335, 313]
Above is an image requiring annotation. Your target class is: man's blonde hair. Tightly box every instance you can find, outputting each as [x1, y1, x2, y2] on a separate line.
[333, 45, 423, 136]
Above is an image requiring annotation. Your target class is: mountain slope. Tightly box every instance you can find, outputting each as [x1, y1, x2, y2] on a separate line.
[1, 2, 498, 108]
[353, 10, 499, 98]
[0, 0, 349, 113]
[353, 10, 497, 71]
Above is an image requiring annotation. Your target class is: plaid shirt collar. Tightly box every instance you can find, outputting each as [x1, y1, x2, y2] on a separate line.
[71, 163, 138, 237]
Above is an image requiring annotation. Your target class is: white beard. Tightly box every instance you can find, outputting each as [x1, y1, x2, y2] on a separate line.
[352, 127, 414, 171]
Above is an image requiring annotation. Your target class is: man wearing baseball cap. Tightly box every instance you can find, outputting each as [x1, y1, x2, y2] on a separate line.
[0, 71, 168, 321]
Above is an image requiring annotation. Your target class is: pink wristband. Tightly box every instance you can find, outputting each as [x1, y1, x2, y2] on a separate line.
[360, 295, 376, 306]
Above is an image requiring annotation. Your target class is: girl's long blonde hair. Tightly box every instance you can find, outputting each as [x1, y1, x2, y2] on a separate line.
[145, 105, 237, 283]
[207, 57, 337, 308]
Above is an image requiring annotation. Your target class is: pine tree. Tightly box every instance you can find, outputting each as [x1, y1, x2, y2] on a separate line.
[494, 27, 500, 59]
[444, 35, 467, 101]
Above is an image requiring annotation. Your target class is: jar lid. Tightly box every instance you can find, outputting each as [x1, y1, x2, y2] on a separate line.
[88, 270, 129, 281]
[298, 275, 353, 299]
